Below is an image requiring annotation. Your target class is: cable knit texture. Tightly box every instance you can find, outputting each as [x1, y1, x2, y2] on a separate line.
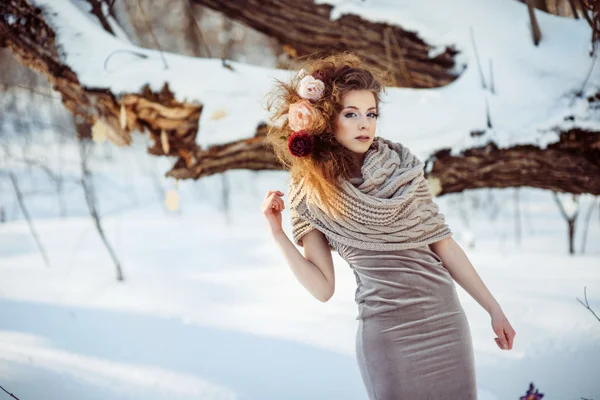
[289, 137, 452, 250]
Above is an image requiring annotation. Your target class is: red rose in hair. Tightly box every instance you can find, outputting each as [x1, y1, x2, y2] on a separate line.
[287, 130, 314, 157]
[312, 70, 329, 83]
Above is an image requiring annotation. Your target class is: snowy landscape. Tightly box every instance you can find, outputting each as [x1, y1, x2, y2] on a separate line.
[1, 0, 599, 399]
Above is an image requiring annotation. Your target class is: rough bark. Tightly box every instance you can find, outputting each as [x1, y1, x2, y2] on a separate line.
[427, 128, 600, 195]
[191, 0, 459, 89]
[1, 0, 599, 196]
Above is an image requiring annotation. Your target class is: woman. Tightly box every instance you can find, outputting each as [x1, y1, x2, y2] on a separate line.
[261, 53, 515, 399]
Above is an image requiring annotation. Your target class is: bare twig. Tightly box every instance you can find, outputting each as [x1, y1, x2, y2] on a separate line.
[0, 384, 21, 400]
[134, 0, 168, 69]
[580, 197, 597, 253]
[485, 95, 492, 128]
[8, 172, 50, 268]
[577, 286, 600, 322]
[103, 49, 149, 72]
[567, 0, 579, 19]
[86, 0, 115, 34]
[469, 26, 487, 89]
[489, 59, 495, 94]
[184, 0, 213, 58]
[514, 188, 521, 247]
[576, 52, 598, 96]
[526, 0, 543, 46]
[0, 142, 60, 182]
[0, 81, 62, 100]
[577, 0, 594, 28]
[78, 139, 125, 281]
[221, 173, 231, 223]
[552, 192, 578, 255]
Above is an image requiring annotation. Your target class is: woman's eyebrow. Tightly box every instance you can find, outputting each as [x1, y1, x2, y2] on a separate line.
[344, 106, 377, 110]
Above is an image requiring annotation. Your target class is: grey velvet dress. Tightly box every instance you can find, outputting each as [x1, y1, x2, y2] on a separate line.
[325, 235, 477, 400]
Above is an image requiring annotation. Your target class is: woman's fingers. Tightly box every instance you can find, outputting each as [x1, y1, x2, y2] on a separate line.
[493, 325, 508, 349]
[265, 190, 284, 198]
[261, 191, 285, 212]
[506, 326, 516, 349]
[494, 326, 515, 350]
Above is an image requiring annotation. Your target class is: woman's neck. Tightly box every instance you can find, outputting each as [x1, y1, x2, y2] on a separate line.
[350, 152, 365, 179]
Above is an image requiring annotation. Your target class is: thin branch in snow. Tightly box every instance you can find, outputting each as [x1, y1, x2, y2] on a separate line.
[0, 82, 62, 100]
[514, 188, 522, 247]
[184, 0, 213, 58]
[552, 192, 579, 255]
[526, 0, 543, 46]
[567, 0, 579, 19]
[469, 26, 487, 90]
[7, 172, 50, 268]
[0, 384, 20, 400]
[579, 197, 598, 254]
[577, 0, 594, 29]
[485, 95, 493, 128]
[0, 142, 60, 183]
[489, 59, 495, 94]
[102, 0, 117, 18]
[576, 51, 598, 96]
[221, 172, 231, 224]
[134, 0, 168, 69]
[78, 138, 125, 281]
[577, 286, 600, 323]
[85, 0, 115, 35]
[221, 58, 235, 71]
[103, 49, 149, 73]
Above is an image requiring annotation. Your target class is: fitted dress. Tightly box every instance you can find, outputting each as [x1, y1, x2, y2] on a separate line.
[323, 235, 478, 400]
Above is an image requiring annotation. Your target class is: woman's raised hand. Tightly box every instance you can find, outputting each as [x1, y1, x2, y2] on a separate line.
[261, 190, 285, 235]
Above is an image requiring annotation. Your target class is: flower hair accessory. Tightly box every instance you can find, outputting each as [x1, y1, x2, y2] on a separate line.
[287, 130, 314, 157]
[311, 69, 330, 83]
[298, 75, 325, 102]
[288, 99, 318, 131]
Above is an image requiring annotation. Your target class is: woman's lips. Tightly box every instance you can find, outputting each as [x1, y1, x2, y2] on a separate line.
[355, 136, 370, 142]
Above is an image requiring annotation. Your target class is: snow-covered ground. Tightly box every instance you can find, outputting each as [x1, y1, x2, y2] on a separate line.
[0, 136, 599, 400]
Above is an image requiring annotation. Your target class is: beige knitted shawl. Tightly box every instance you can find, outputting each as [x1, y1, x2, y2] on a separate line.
[289, 137, 452, 251]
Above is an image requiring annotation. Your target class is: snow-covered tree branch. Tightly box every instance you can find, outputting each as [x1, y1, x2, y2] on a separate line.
[1, 0, 599, 195]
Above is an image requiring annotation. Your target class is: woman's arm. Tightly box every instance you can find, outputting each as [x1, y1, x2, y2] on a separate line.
[272, 229, 335, 302]
[429, 237, 516, 350]
[261, 190, 335, 303]
[429, 237, 499, 313]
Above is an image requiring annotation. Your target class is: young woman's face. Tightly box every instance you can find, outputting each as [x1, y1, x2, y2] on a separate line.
[334, 90, 378, 155]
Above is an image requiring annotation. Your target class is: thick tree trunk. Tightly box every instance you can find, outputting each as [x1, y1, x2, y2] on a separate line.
[191, 0, 459, 88]
[1, 0, 599, 196]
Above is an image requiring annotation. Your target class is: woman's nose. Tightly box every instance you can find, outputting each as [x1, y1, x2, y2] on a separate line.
[359, 116, 370, 130]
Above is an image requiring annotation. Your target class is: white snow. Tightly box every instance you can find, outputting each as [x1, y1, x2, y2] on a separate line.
[2, 0, 600, 399]
[0, 138, 599, 399]
[30, 0, 600, 160]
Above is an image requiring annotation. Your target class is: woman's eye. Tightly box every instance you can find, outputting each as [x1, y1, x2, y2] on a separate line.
[344, 112, 356, 118]
[368, 112, 379, 118]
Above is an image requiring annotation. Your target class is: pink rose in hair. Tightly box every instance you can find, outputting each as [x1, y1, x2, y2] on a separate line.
[288, 99, 317, 131]
[298, 75, 325, 101]
[288, 130, 314, 157]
